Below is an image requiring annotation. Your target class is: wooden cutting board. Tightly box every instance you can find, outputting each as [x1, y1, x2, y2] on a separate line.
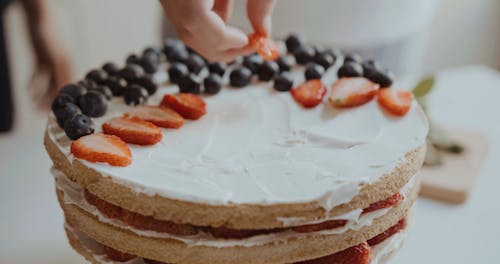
[420, 128, 489, 204]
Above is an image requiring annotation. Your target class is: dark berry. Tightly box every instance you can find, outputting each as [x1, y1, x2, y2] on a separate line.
[85, 69, 108, 85]
[119, 63, 144, 82]
[78, 79, 99, 90]
[257, 61, 279, 81]
[59, 83, 86, 99]
[337, 61, 364, 78]
[208, 62, 226, 76]
[305, 63, 325, 80]
[63, 114, 95, 140]
[293, 46, 315, 65]
[168, 62, 189, 84]
[179, 73, 202, 94]
[285, 34, 302, 53]
[126, 54, 141, 65]
[103, 76, 127, 96]
[166, 43, 189, 63]
[229, 67, 252, 88]
[138, 57, 158, 74]
[273, 72, 294, 92]
[133, 76, 157, 95]
[55, 103, 81, 128]
[344, 53, 362, 63]
[143, 47, 161, 65]
[78, 91, 108, 117]
[123, 84, 148, 106]
[321, 48, 342, 60]
[243, 54, 264, 74]
[102, 62, 120, 76]
[163, 38, 186, 59]
[52, 93, 74, 113]
[314, 52, 335, 69]
[185, 54, 206, 74]
[275, 56, 294, 72]
[204, 73, 223, 95]
[365, 69, 394, 88]
[89, 85, 113, 100]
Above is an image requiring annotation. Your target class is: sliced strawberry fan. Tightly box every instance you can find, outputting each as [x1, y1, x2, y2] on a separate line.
[329, 77, 380, 108]
[161, 93, 207, 120]
[125, 105, 184, 129]
[377, 88, 413, 117]
[249, 32, 281, 61]
[71, 133, 132, 167]
[291, 79, 327, 108]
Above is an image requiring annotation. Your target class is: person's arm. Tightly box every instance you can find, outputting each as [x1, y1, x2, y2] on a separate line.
[19, 0, 72, 109]
[160, 0, 276, 62]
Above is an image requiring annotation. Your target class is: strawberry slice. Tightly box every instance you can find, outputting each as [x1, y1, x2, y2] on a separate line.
[84, 189, 123, 219]
[103, 245, 135, 262]
[367, 218, 407, 246]
[249, 32, 280, 61]
[377, 88, 413, 117]
[102, 116, 162, 145]
[122, 209, 197, 236]
[71, 133, 132, 167]
[161, 93, 206, 120]
[291, 80, 327, 108]
[125, 105, 184, 129]
[297, 242, 372, 264]
[329, 77, 379, 108]
[292, 220, 347, 233]
[362, 192, 403, 214]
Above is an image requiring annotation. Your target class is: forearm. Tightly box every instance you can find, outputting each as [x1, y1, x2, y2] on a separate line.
[18, 0, 54, 63]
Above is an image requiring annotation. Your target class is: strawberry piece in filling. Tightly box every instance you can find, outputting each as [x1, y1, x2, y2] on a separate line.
[296, 242, 372, 264]
[363, 192, 403, 214]
[367, 218, 407, 246]
[103, 245, 135, 262]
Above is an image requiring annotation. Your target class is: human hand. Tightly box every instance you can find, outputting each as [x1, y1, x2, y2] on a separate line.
[160, 0, 276, 62]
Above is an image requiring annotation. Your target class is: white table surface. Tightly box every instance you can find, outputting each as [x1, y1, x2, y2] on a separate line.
[1, 65, 499, 264]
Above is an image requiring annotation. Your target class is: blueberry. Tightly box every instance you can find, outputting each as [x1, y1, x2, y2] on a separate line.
[78, 79, 99, 90]
[243, 54, 264, 74]
[163, 38, 186, 59]
[179, 73, 202, 94]
[52, 93, 74, 113]
[344, 53, 362, 64]
[337, 62, 364, 78]
[365, 69, 394, 88]
[143, 47, 161, 65]
[123, 84, 148, 106]
[321, 48, 342, 61]
[275, 56, 294, 73]
[138, 57, 158, 74]
[305, 63, 325, 80]
[185, 54, 206, 74]
[119, 63, 145, 82]
[208, 62, 226, 76]
[204, 73, 223, 95]
[85, 69, 108, 85]
[89, 85, 113, 100]
[60, 83, 86, 99]
[133, 75, 157, 95]
[63, 114, 95, 140]
[102, 62, 120, 76]
[257, 61, 279, 81]
[285, 34, 302, 53]
[314, 52, 335, 69]
[103, 76, 127, 96]
[168, 62, 189, 84]
[229, 67, 252, 88]
[126, 54, 141, 65]
[273, 72, 294, 92]
[293, 46, 315, 65]
[55, 102, 81, 128]
[167, 45, 189, 63]
[78, 91, 108, 117]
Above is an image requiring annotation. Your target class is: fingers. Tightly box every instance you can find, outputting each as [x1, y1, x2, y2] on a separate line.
[161, 0, 250, 62]
[212, 0, 233, 22]
[247, 0, 277, 36]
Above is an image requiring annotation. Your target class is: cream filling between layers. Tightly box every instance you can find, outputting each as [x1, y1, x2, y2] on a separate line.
[47, 61, 428, 210]
[54, 168, 416, 248]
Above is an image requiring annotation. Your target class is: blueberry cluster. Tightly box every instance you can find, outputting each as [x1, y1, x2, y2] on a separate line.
[165, 38, 225, 95]
[337, 54, 394, 88]
[51, 46, 163, 140]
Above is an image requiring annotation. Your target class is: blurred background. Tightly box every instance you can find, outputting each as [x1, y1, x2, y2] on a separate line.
[0, 0, 499, 263]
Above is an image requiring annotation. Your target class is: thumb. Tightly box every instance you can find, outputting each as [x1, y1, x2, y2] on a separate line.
[247, 0, 276, 36]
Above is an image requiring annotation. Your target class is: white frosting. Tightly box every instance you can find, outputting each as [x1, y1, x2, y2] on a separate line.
[47, 62, 428, 208]
[53, 168, 415, 248]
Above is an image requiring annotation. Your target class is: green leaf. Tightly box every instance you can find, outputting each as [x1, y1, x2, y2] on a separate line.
[412, 76, 435, 98]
